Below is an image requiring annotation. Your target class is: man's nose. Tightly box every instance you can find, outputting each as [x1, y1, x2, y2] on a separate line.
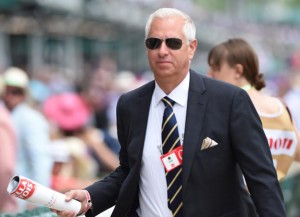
[158, 41, 169, 54]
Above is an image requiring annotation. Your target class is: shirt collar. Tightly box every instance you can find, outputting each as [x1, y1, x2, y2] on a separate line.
[154, 72, 190, 107]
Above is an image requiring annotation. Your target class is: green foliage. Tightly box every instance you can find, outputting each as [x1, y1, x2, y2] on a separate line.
[191, 0, 227, 11]
[191, 0, 300, 11]
[0, 207, 57, 217]
[0, 0, 18, 10]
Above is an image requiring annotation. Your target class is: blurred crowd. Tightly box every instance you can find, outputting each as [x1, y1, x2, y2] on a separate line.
[0, 64, 151, 214]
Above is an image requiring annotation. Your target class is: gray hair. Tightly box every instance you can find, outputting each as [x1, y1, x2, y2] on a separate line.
[145, 8, 196, 43]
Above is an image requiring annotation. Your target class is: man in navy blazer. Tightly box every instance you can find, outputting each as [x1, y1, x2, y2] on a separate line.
[54, 7, 286, 217]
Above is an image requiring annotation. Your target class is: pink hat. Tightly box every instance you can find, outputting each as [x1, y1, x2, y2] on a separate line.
[43, 92, 90, 131]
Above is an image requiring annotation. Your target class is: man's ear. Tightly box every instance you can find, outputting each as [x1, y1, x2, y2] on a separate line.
[234, 64, 244, 78]
[188, 39, 197, 60]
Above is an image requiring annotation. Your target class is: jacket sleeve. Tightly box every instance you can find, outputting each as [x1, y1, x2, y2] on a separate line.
[230, 89, 286, 217]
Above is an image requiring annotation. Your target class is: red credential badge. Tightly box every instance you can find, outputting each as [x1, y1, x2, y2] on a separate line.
[160, 145, 183, 172]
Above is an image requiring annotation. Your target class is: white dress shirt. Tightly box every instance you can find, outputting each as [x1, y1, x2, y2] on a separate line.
[137, 72, 189, 217]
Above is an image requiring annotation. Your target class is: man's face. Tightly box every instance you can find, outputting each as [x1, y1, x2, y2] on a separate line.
[146, 16, 197, 82]
[2, 86, 26, 110]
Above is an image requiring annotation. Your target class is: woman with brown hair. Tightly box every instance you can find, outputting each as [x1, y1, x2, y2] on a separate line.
[207, 38, 300, 181]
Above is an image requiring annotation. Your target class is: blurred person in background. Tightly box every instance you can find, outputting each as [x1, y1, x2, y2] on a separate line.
[77, 72, 121, 160]
[284, 71, 300, 131]
[0, 74, 17, 213]
[2, 67, 53, 212]
[207, 38, 300, 181]
[88, 68, 115, 132]
[106, 70, 146, 140]
[43, 92, 119, 188]
[50, 135, 98, 193]
[53, 8, 285, 217]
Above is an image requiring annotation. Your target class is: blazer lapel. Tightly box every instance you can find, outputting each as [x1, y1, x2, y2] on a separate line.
[182, 71, 208, 188]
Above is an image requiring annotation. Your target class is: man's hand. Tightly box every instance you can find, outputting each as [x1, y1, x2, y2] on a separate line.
[51, 190, 87, 217]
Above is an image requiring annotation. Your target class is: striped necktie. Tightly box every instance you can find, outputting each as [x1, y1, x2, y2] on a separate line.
[162, 96, 183, 217]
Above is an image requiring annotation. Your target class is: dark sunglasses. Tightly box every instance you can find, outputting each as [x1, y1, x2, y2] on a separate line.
[145, 38, 183, 50]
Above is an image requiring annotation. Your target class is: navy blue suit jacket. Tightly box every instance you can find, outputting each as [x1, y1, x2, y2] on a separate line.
[86, 70, 286, 217]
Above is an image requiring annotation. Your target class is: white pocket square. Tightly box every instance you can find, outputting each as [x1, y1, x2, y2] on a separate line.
[201, 137, 218, 150]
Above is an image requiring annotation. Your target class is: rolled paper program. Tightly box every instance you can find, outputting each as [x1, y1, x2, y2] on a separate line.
[7, 175, 81, 214]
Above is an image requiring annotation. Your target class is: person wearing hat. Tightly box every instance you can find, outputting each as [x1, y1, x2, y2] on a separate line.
[43, 92, 119, 179]
[0, 74, 17, 213]
[2, 67, 53, 212]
